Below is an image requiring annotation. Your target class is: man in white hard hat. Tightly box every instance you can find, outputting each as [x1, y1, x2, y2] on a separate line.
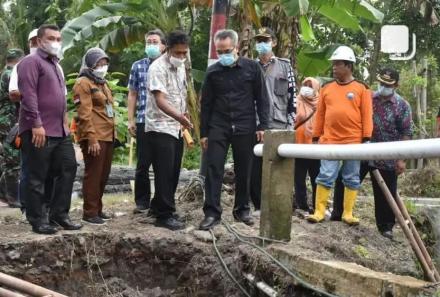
[8, 29, 38, 102]
[307, 45, 373, 225]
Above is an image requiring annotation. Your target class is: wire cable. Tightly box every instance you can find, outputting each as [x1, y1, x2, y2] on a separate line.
[227, 223, 288, 246]
[223, 221, 339, 297]
[210, 229, 251, 297]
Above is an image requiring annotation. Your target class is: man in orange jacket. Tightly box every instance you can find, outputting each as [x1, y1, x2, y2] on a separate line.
[307, 45, 373, 225]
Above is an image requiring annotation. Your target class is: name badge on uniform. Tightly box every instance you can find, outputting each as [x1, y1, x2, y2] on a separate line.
[105, 103, 114, 118]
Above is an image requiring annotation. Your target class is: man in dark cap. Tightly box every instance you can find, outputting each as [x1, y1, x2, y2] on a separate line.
[249, 27, 296, 216]
[331, 67, 413, 239]
[0, 48, 24, 208]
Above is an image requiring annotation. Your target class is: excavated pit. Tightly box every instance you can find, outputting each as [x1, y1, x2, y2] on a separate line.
[0, 230, 325, 297]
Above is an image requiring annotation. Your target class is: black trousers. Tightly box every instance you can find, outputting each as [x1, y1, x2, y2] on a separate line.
[203, 129, 254, 219]
[250, 153, 262, 210]
[333, 163, 397, 231]
[134, 123, 152, 208]
[294, 158, 320, 211]
[20, 131, 77, 226]
[146, 131, 183, 219]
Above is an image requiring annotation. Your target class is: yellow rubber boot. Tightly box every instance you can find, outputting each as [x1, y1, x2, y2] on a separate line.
[307, 184, 330, 223]
[342, 187, 360, 225]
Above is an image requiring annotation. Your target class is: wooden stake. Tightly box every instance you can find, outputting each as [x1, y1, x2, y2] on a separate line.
[371, 170, 439, 282]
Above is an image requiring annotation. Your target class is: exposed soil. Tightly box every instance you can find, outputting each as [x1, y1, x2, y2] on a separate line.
[0, 169, 437, 296]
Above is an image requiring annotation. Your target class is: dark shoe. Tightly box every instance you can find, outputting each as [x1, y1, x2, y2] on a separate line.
[329, 213, 342, 221]
[146, 209, 158, 218]
[8, 200, 21, 208]
[32, 224, 58, 235]
[233, 212, 254, 226]
[82, 216, 105, 225]
[50, 218, 83, 230]
[99, 212, 112, 220]
[155, 217, 185, 231]
[133, 205, 148, 214]
[381, 230, 393, 240]
[199, 216, 221, 230]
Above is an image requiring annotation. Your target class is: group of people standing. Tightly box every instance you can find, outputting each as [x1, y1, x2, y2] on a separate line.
[0, 24, 414, 240]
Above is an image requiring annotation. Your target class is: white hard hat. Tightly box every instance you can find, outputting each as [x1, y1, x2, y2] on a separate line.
[28, 29, 38, 41]
[329, 45, 356, 63]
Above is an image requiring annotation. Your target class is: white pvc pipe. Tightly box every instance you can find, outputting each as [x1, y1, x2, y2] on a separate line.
[254, 138, 440, 160]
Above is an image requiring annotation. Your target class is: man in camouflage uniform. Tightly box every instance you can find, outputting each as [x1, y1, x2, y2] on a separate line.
[0, 48, 24, 207]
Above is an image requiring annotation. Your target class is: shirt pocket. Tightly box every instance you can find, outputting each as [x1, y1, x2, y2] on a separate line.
[273, 101, 287, 123]
[91, 88, 107, 107]
[274, 77, 288, 96]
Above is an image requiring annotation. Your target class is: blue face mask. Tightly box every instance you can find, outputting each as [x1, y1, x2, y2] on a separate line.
[145, 44, 161, 59]
[219, 53, 236, 66]
[378, 85, 394, 97]
[256, 42, 272, 55]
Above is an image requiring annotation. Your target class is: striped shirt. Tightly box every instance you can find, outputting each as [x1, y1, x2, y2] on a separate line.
[128, 58, 150, 123]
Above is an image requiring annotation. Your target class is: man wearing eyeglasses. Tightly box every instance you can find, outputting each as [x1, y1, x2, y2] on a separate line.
[199, 29, 270, 230]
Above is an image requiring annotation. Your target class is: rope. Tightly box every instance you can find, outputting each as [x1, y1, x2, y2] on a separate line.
[209, 229, 251, 297]
[223, 221, 339, 297]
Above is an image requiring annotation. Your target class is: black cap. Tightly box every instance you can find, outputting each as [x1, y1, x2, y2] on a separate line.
[377, 67, 399, 86]
[254, 27, 276, 39]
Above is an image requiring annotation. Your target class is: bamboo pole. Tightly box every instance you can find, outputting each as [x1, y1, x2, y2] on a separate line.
[0, 273, 68, 297]
[394, 192, 440, 281]
[0, 287, 26, 297]
[371, 170, 438, 282]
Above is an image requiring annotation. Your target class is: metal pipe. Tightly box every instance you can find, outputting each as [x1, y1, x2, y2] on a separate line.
[371, 170, 437, 282]
[254, 139, 440, 159]
[0, 287, 26, 297]
[243, 273, 278, 297]
[0, 273, 68, 297]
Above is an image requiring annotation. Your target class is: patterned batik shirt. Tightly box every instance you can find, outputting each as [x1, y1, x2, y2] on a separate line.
[369, 91, 413, 171]
[144, 54, 187, 139]
[128, 58, 150, 123]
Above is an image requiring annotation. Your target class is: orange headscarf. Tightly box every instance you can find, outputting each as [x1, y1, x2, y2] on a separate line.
[295, 77, 320, 138]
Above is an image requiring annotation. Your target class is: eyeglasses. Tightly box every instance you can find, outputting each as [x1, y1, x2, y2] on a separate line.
[216, 48, 234, 55]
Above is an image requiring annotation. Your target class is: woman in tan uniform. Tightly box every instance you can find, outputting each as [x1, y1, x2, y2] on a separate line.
[73, 48, 115, 225]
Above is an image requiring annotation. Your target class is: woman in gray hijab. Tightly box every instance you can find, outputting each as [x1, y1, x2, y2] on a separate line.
[73, 47, 115, 225]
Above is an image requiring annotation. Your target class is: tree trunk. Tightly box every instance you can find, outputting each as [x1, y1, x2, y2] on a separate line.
[413, 61, 424, 169]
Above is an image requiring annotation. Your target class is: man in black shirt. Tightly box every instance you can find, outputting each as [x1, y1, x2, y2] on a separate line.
[199, 29, 270, 230]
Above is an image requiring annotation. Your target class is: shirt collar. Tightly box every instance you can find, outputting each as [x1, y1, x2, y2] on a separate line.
[37, 48, 59, 63]
[257, 55, 276, 67]
[373, 91, 397, 104]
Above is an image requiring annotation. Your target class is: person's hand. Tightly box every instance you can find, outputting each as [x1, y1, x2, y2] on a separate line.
[128, 121, 136, 137]
[88, 142, 101, 157]
[256, 130, 264, 143]
[32, 126, 46, 148]
[200, 137, 208, 151]
[395, 160, 406, 175]
[178, 113, 193, 130]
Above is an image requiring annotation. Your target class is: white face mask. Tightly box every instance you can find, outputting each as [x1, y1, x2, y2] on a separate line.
[300, 86, 315, 98]
[93, 65, 109, 79]
[30, 47, 38, 55]
[169, 56, 186, 68]
[42, 41, 62, 57]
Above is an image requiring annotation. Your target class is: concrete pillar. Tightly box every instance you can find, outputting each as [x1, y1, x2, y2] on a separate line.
[259, 130, 295, 241]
